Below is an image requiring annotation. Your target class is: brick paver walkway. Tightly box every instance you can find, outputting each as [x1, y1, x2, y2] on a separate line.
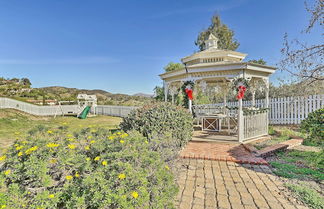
[179, 142, 268, 165]
[176, 159, 308, 209]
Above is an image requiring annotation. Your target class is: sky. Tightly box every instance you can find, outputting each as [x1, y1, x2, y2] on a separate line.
[0, 0, 322, 95]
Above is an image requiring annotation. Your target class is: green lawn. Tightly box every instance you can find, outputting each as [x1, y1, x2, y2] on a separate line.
[269, 148, 324, 209]
[0, 109, 122, 152]
[253, 126, 305, 150]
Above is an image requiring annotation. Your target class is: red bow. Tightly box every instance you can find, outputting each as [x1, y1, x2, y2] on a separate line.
[236, 85, 246, 100]
[185, 88, 193, 100]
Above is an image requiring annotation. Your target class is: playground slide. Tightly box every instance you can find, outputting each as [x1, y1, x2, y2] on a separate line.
[78, 106, 91, 119]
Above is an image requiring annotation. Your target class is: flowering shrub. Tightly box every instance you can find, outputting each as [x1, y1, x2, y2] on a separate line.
[120, 103, 193, 160]
[301, 108, 324, 147]
[0, 127, 178, 209]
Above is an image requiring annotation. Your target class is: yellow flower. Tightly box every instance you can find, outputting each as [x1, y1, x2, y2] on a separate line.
[48, 194, 55, 199]
[14, 144, 19, 147]
[0, 155, 6, 161]
[18, 152, 23, 157]
[22, 140, 28, 144]
[1, 205, 6, 209]
[62, 122, 67, 125]
[47, 130, 53, 134]
[15, 145, 23, 150]
[75, 172, 80, 178]
[49, 159, 57, 164]
[165, 165, 170, 170]
[90, 140, 96, 144]
[86, 157, 91, 161]
[94, 156, 100, 161]
[121, 133, 128, 138]
[4, 169, 11, 175]
[68, 144, 76, 150]
[46, 143, 60, 148]
[145, 141, 149, 144]
[67, 138, 75, 142]
[131, 191, 139, 199]
[65, 175, 73, 180]
[102, 160, 107, 166]
[87, 136, 93, 139]
[120, 140, 125, 144]
[117, 132, 121, 135]
[25, 146, 38, 155]
[66, 134, 73, 137]
[108, 136, 115, 140]
[85, 146, 90, 150]
[118, 173, 126, 180]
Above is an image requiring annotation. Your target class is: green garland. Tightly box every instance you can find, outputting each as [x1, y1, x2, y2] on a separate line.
[225, 106, 269, 116]
[243, 108, 269, 116]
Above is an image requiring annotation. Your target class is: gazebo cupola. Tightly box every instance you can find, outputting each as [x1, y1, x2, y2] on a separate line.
[204, 33, 218, 50]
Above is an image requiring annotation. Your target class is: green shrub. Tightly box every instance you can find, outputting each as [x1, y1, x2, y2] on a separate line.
[300, 108, 324, 147]
[285, 183, 324, 209]
[0, 127, 177, 209]
[268, 126, 276, 135]
[120, 103, 193, 157]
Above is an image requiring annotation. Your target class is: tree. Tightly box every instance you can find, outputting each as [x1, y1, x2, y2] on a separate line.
[195, 15, 240, 51]
[20, 78, 32, 87]
[280, 0, 323, 83]
[164, 62, 184, 72]
[248, 59, 267, 65]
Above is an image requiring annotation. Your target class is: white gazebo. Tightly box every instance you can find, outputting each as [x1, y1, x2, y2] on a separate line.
[159, 34, 276, 142]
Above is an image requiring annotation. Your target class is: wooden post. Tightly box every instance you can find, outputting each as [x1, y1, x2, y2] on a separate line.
[238, 98, 244, 143]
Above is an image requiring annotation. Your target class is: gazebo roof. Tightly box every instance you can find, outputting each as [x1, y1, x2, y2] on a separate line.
[159, 36, 276, 83]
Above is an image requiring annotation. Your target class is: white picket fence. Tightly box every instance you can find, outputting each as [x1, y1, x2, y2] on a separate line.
[0, 97, 136, 118]
[0, 97, 79, 116]
[1, 95, 323, 124]
[94, 105, 137, 117]
[193, 94, 324, 125]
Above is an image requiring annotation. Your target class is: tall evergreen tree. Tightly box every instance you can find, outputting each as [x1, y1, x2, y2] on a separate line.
[195, 15, 239, 51]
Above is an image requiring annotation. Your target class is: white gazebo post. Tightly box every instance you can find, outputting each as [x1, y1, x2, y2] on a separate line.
[164, 81, 168, 102]
[264, 78, 270, 108]
[238, 98, 244, 143]
[169, 85, 177, 104]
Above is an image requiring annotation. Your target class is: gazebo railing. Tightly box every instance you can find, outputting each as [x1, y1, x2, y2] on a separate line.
[242, 111, 268, 141]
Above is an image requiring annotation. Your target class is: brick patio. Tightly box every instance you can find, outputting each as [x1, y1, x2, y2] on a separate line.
[176, 159, 308, 209]
[179, 141, 268, 165]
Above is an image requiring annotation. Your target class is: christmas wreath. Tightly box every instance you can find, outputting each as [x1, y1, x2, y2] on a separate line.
[232, 77, 250, 100]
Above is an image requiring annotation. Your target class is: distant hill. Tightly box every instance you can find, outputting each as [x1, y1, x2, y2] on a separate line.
[0, 77, 153, 106]
[132, 93, 153, 98]
[39, 86, 152, 106]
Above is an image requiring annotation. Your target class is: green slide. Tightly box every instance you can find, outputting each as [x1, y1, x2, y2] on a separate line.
[78, 106, 91, 119]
